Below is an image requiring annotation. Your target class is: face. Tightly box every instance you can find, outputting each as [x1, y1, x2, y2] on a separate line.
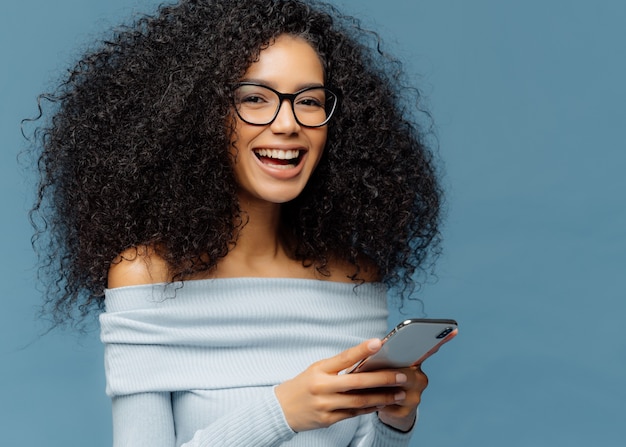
[230, 34, 328, 205]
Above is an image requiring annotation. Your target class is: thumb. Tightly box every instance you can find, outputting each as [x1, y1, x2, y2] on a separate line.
[322, 338, 382, 374]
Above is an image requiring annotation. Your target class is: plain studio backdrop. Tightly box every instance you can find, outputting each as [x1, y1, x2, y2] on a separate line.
[1, 1, 624, 445]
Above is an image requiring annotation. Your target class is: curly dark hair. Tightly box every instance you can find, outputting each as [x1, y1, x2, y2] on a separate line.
[26, 0, 442, 323]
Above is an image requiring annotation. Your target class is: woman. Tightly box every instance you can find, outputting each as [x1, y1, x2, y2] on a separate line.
[29, 0, 442, 445]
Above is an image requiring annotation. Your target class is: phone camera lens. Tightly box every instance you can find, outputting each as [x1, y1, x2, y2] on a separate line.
[436, 328, 452, 339]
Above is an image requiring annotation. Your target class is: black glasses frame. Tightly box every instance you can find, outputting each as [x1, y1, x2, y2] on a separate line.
[233, 82, 340, 128]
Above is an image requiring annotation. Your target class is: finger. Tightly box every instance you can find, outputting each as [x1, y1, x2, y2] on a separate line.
[386, 367, 428, 409]
[336, 369, 407, 393]
[335, 387, 407, 411]
[410, 365, 429, 392]
[319, 407, 380, 427]
[320, 339, 382, 374]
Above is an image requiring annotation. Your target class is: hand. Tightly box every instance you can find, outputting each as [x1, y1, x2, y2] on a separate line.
[274, 339, 418, 432]
[376, 365, 428, 432]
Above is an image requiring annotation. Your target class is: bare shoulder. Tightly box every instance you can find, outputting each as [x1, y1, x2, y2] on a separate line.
[107, 245, 171, 288]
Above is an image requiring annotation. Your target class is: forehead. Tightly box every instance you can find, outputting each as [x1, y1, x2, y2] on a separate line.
[242, 35, 325, 90]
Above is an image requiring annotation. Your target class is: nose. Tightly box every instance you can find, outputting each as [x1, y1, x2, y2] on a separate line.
[270, 99, 301, 134]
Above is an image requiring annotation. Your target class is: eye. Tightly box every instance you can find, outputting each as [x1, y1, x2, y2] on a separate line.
[238, 94, 269, 105]
[236, 93, 268, 106]
[296, 90, 326, 108]
[234, 85, 275, 107]
[297, 97, 324, 108]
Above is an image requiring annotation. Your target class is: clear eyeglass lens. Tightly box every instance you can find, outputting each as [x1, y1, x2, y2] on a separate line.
[235, 85, 336, 127]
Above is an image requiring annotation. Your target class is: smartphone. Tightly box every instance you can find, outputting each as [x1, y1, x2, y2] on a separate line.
[347, 318, 458, 373]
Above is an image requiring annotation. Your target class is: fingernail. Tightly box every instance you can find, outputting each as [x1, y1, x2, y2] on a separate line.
[367, 339, 381, 351]
[396, 373, 407, 384]
[394, 391, 406, 401]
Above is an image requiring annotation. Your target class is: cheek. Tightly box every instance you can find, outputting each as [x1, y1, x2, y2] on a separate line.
[226, 116, 239, 155]
[313, 129, 328, 159]
[320, 129, 328, 147]
[312, 126, 328, 150]
[228, 120, 253, 163]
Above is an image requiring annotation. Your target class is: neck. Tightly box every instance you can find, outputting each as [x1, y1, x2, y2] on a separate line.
[232, 195, 286, 260]
[212, 193, 363, 283]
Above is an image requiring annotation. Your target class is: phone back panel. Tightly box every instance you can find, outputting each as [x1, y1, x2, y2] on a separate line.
[352, 319, 458, 372]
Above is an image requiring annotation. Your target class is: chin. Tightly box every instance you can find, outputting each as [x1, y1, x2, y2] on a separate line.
[261, 190, 304, 204]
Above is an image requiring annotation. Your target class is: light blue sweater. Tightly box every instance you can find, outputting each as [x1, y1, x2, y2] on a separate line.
[100, 277, 415, 446]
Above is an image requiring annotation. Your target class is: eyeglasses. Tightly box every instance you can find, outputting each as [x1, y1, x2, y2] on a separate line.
[233, 83, 339, 128]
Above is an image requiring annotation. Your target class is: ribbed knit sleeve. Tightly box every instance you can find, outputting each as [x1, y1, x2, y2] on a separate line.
[100, 278, 415, 446]
[110, 389, 295, 447]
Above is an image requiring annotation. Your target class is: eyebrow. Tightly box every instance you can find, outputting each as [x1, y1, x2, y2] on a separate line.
[239, 78, 325, 91]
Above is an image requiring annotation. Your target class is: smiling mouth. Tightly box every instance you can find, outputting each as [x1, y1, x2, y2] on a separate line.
[254, 148, 304, 170]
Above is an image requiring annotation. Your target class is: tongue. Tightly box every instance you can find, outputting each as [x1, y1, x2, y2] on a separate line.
[260, 156, 291, 166]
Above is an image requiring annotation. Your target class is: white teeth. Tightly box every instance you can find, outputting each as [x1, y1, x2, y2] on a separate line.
[255, 149, 301, 160]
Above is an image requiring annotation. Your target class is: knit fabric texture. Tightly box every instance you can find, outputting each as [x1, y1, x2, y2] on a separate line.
[100, 277, 414, 446]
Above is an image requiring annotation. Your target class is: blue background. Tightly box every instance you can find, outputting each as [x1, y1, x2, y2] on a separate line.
[1, 1, 624, 445]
